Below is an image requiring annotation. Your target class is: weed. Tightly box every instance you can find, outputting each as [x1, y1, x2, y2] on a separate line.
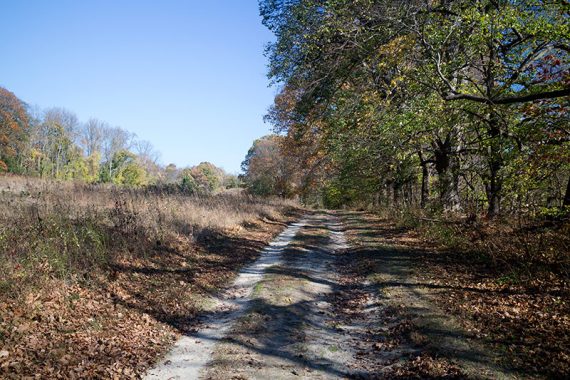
[253, 282, 265, 296]
[425, 223, 468, 249]
[0, 174, 300, 379]
[495, 269, 523, 286]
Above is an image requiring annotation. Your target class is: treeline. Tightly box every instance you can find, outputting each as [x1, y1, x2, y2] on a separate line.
[0, 86, 239, 193]
[244, 0, 569, 217]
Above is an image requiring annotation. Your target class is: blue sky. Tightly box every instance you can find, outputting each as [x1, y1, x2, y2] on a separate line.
[0, 0, 276, 173]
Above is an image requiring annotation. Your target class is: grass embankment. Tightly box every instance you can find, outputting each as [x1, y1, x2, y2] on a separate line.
[343, 210, 569, 378]
[0, 175, 300, 379]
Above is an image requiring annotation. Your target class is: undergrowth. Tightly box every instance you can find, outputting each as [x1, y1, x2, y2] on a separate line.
[378, 205, 570, 287]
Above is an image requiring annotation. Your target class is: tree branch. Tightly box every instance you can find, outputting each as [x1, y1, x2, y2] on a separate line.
[444, 88, 570, 105]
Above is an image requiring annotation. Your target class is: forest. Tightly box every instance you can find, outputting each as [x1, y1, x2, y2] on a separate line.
[237, 2, 569, 375]
[240, 0, 569, 218]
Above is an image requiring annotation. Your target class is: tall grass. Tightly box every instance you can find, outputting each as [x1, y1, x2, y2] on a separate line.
[0, 175, 297, 294]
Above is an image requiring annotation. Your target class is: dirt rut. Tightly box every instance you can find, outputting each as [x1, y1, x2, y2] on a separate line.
[144, 219, 307, 379]
[202, 213, 354, 379]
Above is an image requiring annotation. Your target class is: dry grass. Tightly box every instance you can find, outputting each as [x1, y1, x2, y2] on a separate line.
[0, 174, 296, 289]
[0, 174, 301, 378]
[0, 174, 293, 232]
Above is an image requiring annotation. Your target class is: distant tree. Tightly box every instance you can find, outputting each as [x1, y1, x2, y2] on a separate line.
[179, 168, 199, 194]
[0, 87, 29, 172]
[163, 163, 180, 184]
[80, 118, 106, 157]
[190, 162, 225, 194]
[32, 108, 79, 178]
[84, 151, 101, 183]
[133, 139, 161, 183]
[241, 135, 294, 197]
[0, 86, 169, 188]
[100, 126, 133, 181]
[44, 108, 78, 137]
[100, 150, 147, 186]
[61, 145, 90, 181]
[223, 173, 241, 189]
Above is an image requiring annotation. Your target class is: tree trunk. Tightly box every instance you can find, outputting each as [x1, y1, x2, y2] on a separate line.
[392, 181, 399, 206]
[373, 191, 380, 208]
[393, 183, 398, 205]
[433, 136, 461, 212]
[563, 175, 570, 207]
[448, 149, 462, 212]
[418, 151, 429, 208]
[485, 115, 503, 218]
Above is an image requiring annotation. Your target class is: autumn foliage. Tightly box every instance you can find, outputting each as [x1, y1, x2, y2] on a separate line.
[0, 87, 28, 172]
[257, 0, 570, 216]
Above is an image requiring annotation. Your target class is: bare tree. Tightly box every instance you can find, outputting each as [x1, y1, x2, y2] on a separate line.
[81, 118, 107, 157]
[133, 139, 160, 165]
[100, 126, 134, 179]
[133, 139, 161, 181]
[101, 126, 133, 162]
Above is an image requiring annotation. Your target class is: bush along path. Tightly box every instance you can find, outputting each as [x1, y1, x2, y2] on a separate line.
[147, 211, 520, 379]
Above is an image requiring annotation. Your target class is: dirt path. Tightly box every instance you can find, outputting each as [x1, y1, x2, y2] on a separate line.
[146, 211, 516, 379]
[202, 213, 353, 379]
[144, 219, 308, 379]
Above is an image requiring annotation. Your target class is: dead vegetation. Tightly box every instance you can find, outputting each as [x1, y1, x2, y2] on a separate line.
[0, 174, 300, 378]
[413, 218, 570, 378]
[344, 210, 570, 378]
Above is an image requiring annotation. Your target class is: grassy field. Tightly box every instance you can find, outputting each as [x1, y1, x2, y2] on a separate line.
[0, 175, 300, 378]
